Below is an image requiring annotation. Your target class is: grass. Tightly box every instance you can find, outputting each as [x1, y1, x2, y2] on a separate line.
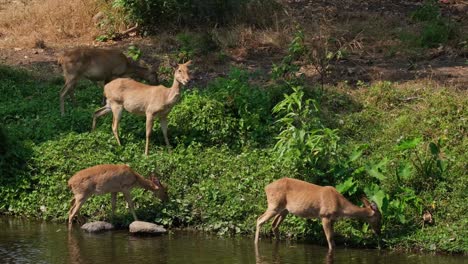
[0, 0, 101, 48]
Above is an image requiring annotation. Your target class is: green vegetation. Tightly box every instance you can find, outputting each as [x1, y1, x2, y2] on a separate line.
[0, 31, 467, 254]
[111, 0, 280, 29]
[400, 0, 459, 49]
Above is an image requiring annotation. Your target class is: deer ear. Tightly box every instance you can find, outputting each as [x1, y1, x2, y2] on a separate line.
[151, 176, 162, 187]
[170, 61, 178, 69]
[184, 60, 192, 66]
[361, 197, 371, 207]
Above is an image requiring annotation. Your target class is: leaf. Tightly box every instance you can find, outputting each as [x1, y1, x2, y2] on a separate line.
[370, 189, 388, 213]
[335, 177, 356, 194]
[396, 137, 422, 151]
[429, 142, 440, 155]
[365, 158, 388, 181]
[398, 162, 413, 180]
[349, 145, 366, 162]
[398, 214, 407, 224]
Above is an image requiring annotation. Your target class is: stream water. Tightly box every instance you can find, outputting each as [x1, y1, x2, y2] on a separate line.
[0, 217, 465, 264]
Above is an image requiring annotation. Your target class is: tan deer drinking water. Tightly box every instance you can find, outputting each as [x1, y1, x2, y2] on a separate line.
[92, 60, 192, 155]
[58, 47, 157, 116]
[255, 177, 382, 252]
[67, 164, 168, 228]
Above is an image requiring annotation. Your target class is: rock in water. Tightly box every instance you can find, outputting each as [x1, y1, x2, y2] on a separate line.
[81, 221, 114, 232]
[129, 221, 167, 234]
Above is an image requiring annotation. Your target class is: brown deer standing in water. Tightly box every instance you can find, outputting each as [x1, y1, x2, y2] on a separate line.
[58, 47, 157, 116]
[255, 177, 382, 252]
[92, 60, 192, 155]
[67, 164, 168, 228]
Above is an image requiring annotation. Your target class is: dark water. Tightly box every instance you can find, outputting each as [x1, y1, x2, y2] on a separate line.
[0, 217, 465, 264]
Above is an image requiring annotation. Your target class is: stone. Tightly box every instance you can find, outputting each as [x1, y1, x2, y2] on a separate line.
[81, 221, 114, 232]
[129, 221, 167, 234]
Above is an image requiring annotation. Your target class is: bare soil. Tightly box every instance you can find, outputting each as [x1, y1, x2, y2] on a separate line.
[0, 0, 466, 89]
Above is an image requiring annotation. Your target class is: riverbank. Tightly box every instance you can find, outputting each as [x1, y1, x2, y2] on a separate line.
[0, 62, 466, 254]
[1, 0, 467, 255]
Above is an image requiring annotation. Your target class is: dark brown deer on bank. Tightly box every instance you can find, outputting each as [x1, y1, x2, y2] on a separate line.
[67, 164, 168, 229]
[58, 47, 157, 116]
[255, 178, 382, 252]
[92, 60, 192, 155]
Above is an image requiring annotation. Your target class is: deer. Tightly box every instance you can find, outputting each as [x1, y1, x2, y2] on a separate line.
[254, 177, 382, 252]
[57, 47, 158, 116]
[91, 60, 192, 155]
[67, 164, 168, 229]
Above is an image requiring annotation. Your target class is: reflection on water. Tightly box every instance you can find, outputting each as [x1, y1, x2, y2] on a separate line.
[0, 217, 466, 264]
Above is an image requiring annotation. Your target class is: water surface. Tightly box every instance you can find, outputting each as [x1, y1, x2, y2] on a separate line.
[0, 217, 465, 263]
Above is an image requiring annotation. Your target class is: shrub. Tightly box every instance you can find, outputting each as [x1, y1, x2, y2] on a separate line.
[175, 32, 219, 61]
[272, 86, 340, 180]
[112, 0, 281, 30]
[204, 68, 281, 146]
[169, 90, 238, 146]
[406, 0, 458, 48]
[410, 0, 440, 22]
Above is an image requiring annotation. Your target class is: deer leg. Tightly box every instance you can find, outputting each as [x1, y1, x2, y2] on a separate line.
[272, 210, 288, 239]
[101, 80, 109, 106]
[67, 198, 76, 220]
[111, 192, 117, 220]
[92, 103, 111, 131]
[68, 195, 88, 229]
[111, 104, 123, 146]
[145, 113, 155, 155]
[255, 209, 278, 245]
[69, 89, 77, 106]
[321, 217, 335, 253]
[59, 78, 77, 116]
[159, 116, 171, 148]
[122, 190, 138, 221]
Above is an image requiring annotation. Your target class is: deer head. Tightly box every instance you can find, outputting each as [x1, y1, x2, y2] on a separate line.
[362, 197, 382, 235]
[131, 59, 158, 84]
[174, 60, 192, 85]
[149, 173, 169, 202]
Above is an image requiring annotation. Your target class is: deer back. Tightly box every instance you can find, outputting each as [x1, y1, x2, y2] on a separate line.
[68, 164, 138, 196]
[60, 48, 128, 81]
[265, 178, 354, 218]
[104, 78, 170, 115]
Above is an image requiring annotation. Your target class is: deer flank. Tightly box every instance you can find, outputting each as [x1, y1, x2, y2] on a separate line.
[255, 177, 382, 252]
[67, 164, 167, 228]
[92, 60, 192, 155]
[58, 47, 157, 116]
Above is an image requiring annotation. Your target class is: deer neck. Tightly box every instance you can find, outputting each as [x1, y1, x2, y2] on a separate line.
[342, 203, 374, 220]
[135, 174, 157, 192]
[167, 78, 181, 104]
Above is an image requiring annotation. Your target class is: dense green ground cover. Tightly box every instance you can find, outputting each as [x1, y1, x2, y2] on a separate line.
[0, 62, 466, 253]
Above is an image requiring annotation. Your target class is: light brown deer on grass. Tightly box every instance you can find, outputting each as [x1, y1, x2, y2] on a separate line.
[255, 178, 382, 252]
[67, 164, 168, 228]
[58, 47, 157, 116]
[92, 60, 192, 155]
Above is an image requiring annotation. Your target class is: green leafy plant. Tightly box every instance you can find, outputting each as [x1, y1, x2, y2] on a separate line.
[125, 45, 141, 61]
[273, 86, 339, 177]
[395, 138, 446, 192]
[272, 29, 306, 81]
[95, 34, 109, 42]
[410, 0, 440, 22]
[405, 0, 458, 48]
